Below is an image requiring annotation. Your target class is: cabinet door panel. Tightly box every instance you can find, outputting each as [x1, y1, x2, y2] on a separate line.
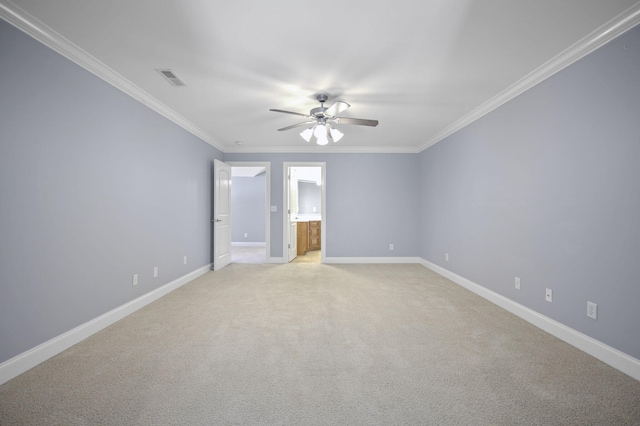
[297, 222, 308, 255]
[308, 221, 321, 250]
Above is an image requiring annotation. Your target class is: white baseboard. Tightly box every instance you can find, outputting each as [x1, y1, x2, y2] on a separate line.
[324, 256, 421, 264]
[231, 242, 266, 247]
[5, 258, 637, 384]
[0, 264, 212, 386]
[419, 258, 640, 382]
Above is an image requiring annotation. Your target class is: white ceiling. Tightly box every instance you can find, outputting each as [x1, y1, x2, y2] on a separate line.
[2, 0, 639, 153]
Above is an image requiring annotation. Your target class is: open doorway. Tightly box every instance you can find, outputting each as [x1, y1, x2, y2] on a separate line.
[229, 162, 271, 263]
[284, 163, 326, 264]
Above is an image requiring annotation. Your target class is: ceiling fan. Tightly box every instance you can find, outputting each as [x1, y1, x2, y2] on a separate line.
[269, 94, 378, 145]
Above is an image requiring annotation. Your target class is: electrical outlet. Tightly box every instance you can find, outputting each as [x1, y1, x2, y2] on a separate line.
[587, 301, 598, 320]
[445, 253, 449, 262]
[244, 233, 248, 238]
[153, 267, 158, 278]
[515, 277, 520, 290]
[270, 205, 277, 212]
[183, 256, 187, 265]
[545, 288, 553, 302]
[132, 274, 138, 286]
[389, 243, 394, 251]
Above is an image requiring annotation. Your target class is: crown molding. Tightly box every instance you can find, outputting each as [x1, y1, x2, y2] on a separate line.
[223, 144, 419, 154]
[0, 3, 406, 156]
[0, 2, 225, 153]
[4, 1, 638, 157]
[418, 2, 640, 153]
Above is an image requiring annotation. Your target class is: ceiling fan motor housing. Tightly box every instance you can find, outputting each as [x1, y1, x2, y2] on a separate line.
[310, 106, 328, 117]
[269, 92, 378, 133]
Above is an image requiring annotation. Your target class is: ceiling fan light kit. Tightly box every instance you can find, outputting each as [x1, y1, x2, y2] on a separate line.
[270, 94, 378, 145]
[300, 122, 344, 145]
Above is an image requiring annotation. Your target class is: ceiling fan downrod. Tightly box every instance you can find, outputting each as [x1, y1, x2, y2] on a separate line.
[311, 94, 329, 117]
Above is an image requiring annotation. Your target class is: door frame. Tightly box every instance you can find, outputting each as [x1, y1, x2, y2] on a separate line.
[283, 162, 326, 263]
[226, 161, 271, 261]
[287, 166, 299, 262]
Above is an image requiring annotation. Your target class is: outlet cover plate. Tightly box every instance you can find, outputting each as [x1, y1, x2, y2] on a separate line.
[587, 301, 598, 319]
[545, 288, 553, 302]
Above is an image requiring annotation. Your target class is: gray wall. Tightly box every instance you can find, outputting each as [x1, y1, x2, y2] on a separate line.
[419, 25, 640, 359]
[224, 153, 421, 258]
[3, 13, 639, 370]
[298, 181, 321, 215]
[231, 175, 266, 243]
[0, 20, 223, 363]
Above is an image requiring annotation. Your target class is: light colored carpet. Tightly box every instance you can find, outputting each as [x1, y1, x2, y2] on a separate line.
[292, 249, 321, 263]
[1, 263, 639, 425]
[231, 245, 266, 263]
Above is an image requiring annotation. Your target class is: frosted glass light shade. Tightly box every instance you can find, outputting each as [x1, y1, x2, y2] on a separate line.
[316, 133, 329, 145]
[300, 123, 344, 145]
[329, 128, 344, 142]
[313, 124, 326, 138]
[300, 128, 313, 142]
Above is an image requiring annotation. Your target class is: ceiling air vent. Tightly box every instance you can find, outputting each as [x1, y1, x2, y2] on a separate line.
[156, 69, 187, 87]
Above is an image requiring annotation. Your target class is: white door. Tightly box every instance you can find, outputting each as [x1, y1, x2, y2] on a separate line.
[213, 159, 231, 271]
[287, 167, 298, 262]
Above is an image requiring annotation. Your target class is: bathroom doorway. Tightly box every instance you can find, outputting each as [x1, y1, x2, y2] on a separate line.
[283, 163, 325, 264]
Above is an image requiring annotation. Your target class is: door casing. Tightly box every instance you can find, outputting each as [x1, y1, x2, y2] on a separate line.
[283, 162, 326, 263]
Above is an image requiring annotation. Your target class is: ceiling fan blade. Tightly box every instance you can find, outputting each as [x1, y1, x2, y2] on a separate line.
[269, 108, 310, 118]
[324, 101, 350, 117]
[278, 121, 316, 131]
[335, 117, 379, 127]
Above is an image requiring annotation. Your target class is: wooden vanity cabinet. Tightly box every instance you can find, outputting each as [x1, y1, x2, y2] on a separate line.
[297, 221, 308, 255]
[308, 221, 321, 250]
[296, 220, 321, 254]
